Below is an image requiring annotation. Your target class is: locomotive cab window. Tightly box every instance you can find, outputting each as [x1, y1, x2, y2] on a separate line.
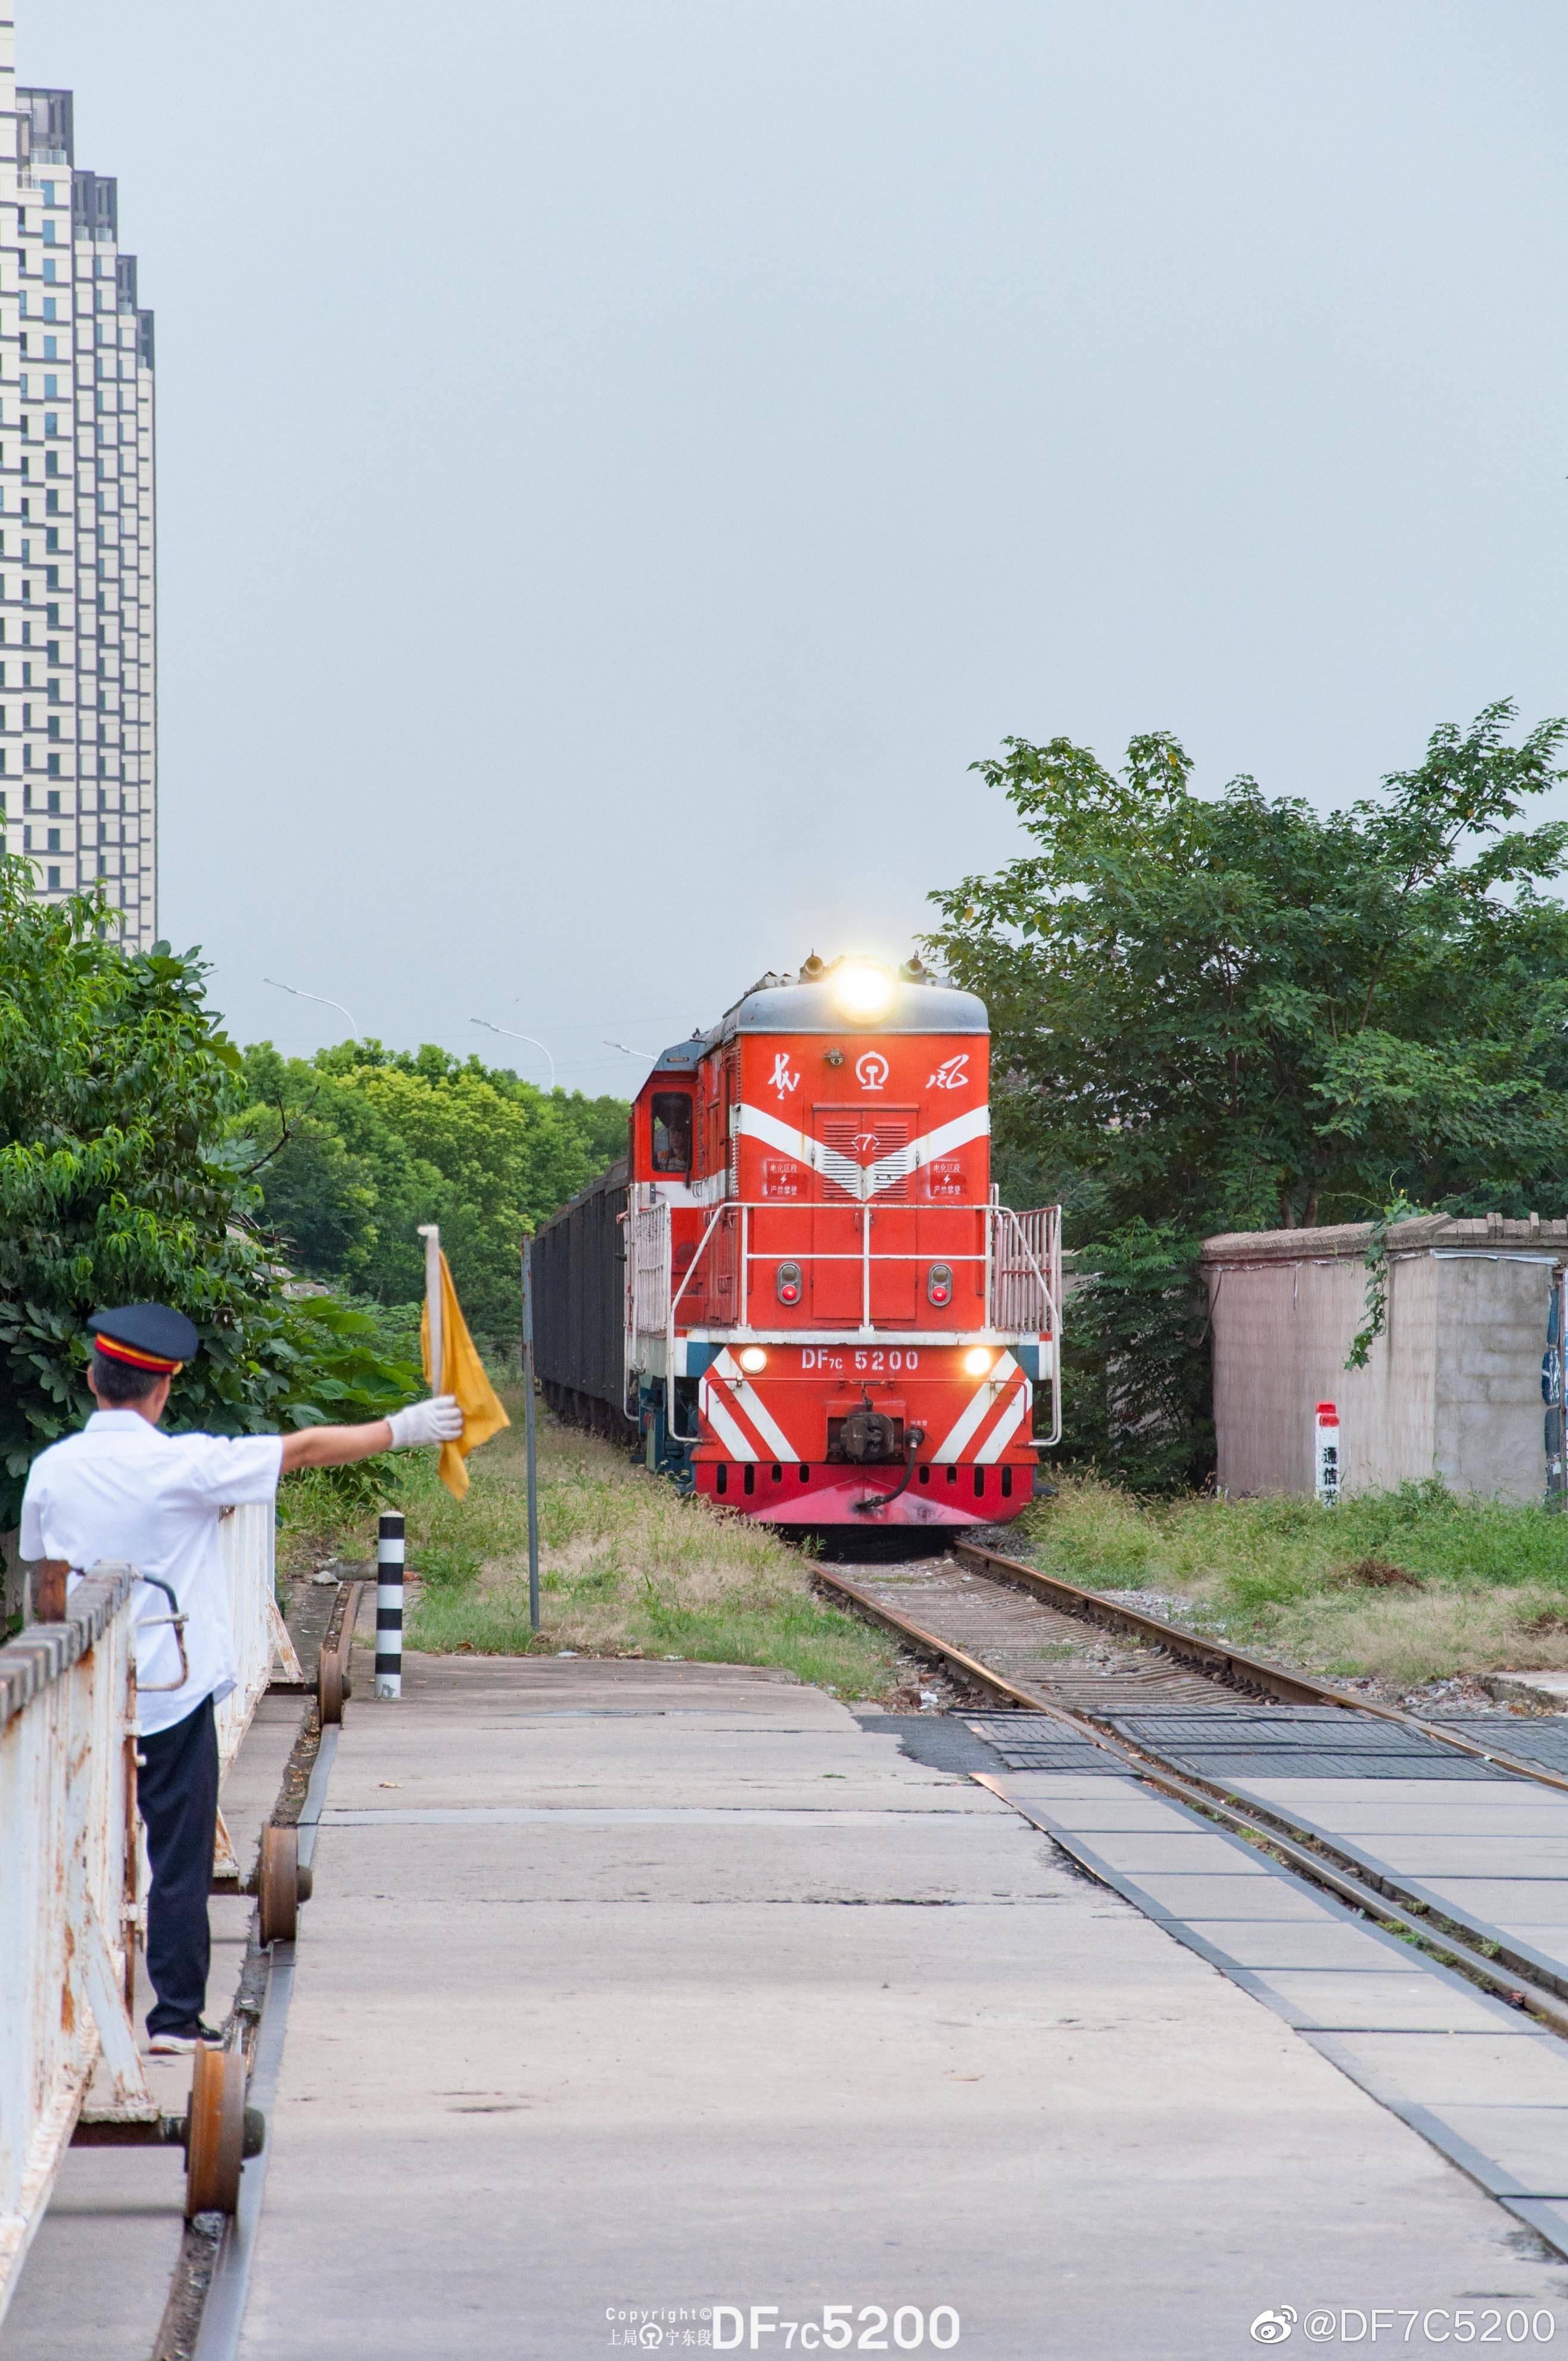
[651, 1092, 692, 1174]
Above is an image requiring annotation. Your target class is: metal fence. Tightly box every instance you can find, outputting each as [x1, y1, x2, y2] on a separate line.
[216, 1501, 297, 1780]
[210, 1502, 301, 1880]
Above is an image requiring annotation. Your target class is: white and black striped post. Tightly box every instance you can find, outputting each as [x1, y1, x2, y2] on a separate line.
[375, 1511, 405, 1699]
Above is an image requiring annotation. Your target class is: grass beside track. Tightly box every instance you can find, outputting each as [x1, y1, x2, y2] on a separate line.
[1014, 1476, 1568, 1687]
[278, 1392, 901, 1701]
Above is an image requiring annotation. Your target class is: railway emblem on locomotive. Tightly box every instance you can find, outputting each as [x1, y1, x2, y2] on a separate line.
[769, 1052, 801, 1098]
[855, 1050, 889, 1091]
[928, 1052, 969, 1090]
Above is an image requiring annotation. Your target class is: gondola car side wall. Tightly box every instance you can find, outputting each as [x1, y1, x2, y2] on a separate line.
[531, 1156, 631, 1435]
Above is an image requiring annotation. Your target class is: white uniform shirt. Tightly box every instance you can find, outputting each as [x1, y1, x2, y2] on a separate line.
[19, 1411, 285, 1737]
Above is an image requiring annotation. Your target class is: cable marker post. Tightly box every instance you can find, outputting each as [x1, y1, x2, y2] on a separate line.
[1314, 1401, 1341, 1506]
[375, 1511, 405, 1700]
[521, 1242, 540, 1631]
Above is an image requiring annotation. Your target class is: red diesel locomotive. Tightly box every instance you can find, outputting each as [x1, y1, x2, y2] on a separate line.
[531, 954, 1060, 1529]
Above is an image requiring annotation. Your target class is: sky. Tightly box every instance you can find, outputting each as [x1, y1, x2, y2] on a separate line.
[28, 1, 1568, 1096]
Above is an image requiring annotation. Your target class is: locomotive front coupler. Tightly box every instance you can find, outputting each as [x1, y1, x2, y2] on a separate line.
[853, 1426, 928, 1514]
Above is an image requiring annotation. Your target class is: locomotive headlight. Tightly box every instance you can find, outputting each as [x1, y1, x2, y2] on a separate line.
[738, 1346, 769, 1375]
[963, 1347, 994, 1377]
[832, 960, 895, 1021]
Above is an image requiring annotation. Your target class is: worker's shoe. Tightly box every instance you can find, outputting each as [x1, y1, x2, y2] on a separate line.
[147, 2021, 223, 2054]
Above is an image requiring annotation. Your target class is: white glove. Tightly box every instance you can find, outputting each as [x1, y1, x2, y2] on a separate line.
[387, 1395, 463, 1449]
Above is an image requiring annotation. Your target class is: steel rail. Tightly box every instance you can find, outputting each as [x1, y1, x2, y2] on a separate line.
[807, 1563, 1050, 1712]
[956, 1536, 1568, 1797]
[806, 1557, 1568, 2038]
[969, 1759, 1568, 2042]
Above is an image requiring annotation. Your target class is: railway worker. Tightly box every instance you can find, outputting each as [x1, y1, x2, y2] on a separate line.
[19, 1302, 463, 2055]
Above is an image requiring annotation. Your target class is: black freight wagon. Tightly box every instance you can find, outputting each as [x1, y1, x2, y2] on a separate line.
[530, 1156, 636, 1441]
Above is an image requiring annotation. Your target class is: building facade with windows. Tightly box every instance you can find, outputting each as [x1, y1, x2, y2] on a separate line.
[0, 28, 157, 948]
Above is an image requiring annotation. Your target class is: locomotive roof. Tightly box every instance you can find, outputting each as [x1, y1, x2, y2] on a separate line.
[648, 974, 988, 1072]
[648, 1039, 706, 1075]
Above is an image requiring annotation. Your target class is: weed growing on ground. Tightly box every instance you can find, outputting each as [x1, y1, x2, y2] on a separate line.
[1016, 1476, 1568, 1684]
[281, 1391, 900, 1699]
[275, 1463, 396, 1581]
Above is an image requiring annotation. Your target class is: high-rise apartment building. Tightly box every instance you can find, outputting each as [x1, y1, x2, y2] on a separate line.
[0, 27, 157, 949]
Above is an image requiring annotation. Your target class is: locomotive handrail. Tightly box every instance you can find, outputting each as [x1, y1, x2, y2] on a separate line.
[625, 1198, 1059, 1349]
[665, 1202, 727, 1443]
[990, 1206, 1059, 1335]
[990, 1206, 1062, 1444]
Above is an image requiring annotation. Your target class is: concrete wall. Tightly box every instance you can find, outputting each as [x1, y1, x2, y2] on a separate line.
[1434, 1256, 1555, 1501]
[1203, 1222, 1561, 1503]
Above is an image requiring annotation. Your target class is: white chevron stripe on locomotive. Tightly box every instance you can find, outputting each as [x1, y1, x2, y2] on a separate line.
[929, 1353, 1025, 1463]
[973, 1372, 1031, 1463]
[700, 1349, 799, 1464]
[701, 1386, 758, 1464]
[736, 1102, 990, 1202]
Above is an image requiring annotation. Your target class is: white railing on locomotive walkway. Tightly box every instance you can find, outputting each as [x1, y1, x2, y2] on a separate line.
[623, 1190, 1062, 1360]
[625, 1197, 673, 1364]
[0, 1501, 296, 2317]
[990, 1205, 1062, 1341]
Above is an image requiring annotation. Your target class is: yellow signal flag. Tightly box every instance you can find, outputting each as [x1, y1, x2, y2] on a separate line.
[420, 1248, 511, 1499]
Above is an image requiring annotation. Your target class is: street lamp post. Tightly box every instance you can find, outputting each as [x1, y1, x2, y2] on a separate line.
[470, 1018, 557, 1092]
[263, 978, 360, 1040]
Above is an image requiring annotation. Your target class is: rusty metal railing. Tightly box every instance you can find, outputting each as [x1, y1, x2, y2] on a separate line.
[0, 1567, 149, 2323]
[2, 1505, 295, 2315]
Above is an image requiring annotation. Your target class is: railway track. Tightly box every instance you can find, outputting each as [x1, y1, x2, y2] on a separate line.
[811, 1539, 1568, 2039]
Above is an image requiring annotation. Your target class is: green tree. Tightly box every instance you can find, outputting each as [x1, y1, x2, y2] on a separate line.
[926, 702, 1568, 1483]
[0, 862, 413, 1528]
[235, 1045, 628, 1342]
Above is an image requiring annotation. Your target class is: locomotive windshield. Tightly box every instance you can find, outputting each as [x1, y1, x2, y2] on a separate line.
[651, 1091, 692, 1174]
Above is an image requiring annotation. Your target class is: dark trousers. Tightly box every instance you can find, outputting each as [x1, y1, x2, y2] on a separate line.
[138, 1693, 218, 2036]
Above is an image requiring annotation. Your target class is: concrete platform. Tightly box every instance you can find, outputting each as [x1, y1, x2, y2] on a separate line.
[232, 1657, 1568, 2361]
[1485, 1673, 1568, 1709]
